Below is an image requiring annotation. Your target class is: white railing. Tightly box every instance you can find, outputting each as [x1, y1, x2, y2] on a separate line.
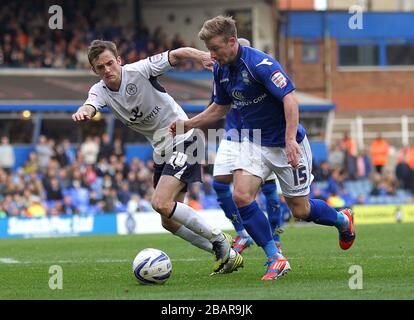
[330, 116, 414, 150]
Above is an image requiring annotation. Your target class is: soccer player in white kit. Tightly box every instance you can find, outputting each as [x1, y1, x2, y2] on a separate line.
[72, 40, 243, 274]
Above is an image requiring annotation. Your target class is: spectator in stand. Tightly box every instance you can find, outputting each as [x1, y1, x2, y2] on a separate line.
[98, 133, 114, 161]
[80, 136, 100, 165]
[113, 137, 125, 157]
[36, 135, 54, 174]
[355, 149, 371, 179]
[62, 195, 79, 215]
[0, 136, 15, 172]
[395, 144, 414, 192]
[0, 203, 7, 218]
[312, 187, 327, 202]
[313, 160, 331, 182]
[341, 132, 357, 157]
[45, 177, 63, 201]
[328, 142, 345, 170]
[383, 170, 398, 196]
[26, 196, 47, 217]
[117, 181, 131, 206]
[188, 193, 203, 211]
[370, 173, 388, 196]
[62, 139, 76, 165]
[327, 192, 346, 211]
[23, 152, 39, 175]
[370, 133, 390, 174]
[326, 167, 347, 195]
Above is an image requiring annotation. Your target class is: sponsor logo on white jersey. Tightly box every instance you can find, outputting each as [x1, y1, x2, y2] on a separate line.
[271, 71, 287, 89]
[149, 53, 163, 63]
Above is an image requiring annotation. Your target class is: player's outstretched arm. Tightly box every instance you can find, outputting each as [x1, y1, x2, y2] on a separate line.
[283, 91, 302, 168]
[72, 104, 96, 122]
[169, 102, 230, 135]
[168, 47, 213, 70]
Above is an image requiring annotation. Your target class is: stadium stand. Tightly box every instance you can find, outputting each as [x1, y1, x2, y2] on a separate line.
[0, 1, 201, 70]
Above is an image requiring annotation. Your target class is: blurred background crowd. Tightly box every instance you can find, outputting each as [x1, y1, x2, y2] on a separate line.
[0, 131, 413, 219]
[0, 0, 201, 70]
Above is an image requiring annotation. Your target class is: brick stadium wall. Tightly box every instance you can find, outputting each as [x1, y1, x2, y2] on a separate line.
[284, 38, 414, 112]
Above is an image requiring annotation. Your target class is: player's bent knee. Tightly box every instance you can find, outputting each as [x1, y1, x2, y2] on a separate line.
[290, 204, 310, 220]
[151, 197, 174, 217]
[233, 190, 254, 207]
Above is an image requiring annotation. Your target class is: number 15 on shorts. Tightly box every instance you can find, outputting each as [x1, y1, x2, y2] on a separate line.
[292, 166, 307, 186]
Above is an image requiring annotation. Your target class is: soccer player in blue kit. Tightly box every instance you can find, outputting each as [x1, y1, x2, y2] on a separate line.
[212, 38, 284, 255]
[170, 16, 356, 280]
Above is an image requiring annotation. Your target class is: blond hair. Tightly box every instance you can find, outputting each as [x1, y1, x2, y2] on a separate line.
[198, 15, 237, 42]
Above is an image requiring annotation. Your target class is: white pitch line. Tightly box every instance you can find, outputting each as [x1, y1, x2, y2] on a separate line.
[0, 258, 20, 264]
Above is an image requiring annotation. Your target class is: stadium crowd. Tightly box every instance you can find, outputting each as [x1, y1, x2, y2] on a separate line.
[0, 131, 413, 219]
[0, 1, 201, 70]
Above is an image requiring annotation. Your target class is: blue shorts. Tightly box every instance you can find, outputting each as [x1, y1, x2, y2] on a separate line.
[153, 137, 202, 192]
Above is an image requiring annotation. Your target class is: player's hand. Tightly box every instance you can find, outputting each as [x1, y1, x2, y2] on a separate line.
[169, 120, 189, 136]
[72, 110, 91, 122]
[200, 52, 214, 71]
[285, 139, 301, 168]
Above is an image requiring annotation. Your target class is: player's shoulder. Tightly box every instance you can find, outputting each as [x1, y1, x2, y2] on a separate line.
[89, 81, 105, 93]
[241, 47, 279, 70]
[123, 60, 146, 72]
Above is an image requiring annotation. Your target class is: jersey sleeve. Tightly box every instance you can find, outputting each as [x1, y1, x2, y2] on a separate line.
[253, 57, 295, 101]
[130, 51, 173, 78]
[83, 84, 106, 113]
[212, 66, 232, 106]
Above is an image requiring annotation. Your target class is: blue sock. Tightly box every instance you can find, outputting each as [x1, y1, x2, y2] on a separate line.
[307, 199, 348, 230]
[238, 201, 280, 258]
[261, 181, 282, 242]
[213, 181, 245, 233]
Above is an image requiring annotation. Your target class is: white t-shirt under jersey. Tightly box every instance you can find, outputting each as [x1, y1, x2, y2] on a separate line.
[84, 51, 193, 156]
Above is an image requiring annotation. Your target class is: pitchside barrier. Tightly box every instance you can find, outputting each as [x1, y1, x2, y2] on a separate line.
[0, 206, 413, 239]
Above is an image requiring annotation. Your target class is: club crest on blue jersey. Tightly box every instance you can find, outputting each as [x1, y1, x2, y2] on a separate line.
[241, 70, 251, 85]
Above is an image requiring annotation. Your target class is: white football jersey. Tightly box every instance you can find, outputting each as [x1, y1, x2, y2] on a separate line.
[84, 51, 193, 155]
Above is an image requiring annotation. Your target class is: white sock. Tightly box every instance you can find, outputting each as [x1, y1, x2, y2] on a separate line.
[170, 202, 222, 242]
[174, 225, 214, 253]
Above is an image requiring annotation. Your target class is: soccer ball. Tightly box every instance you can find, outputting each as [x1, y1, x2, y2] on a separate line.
[132, 248, 172, 285]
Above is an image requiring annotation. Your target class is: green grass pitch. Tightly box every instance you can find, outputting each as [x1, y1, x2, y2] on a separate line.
[0, 223, 413, 299]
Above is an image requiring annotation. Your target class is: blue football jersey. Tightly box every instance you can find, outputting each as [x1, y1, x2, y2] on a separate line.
[210, 87, 243, 142]
[213, 45, 306, 147]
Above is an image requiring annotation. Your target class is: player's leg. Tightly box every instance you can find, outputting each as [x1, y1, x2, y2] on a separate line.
[152, 142, 237, 273]
[260, 177, 283, 252]
[233, 169, 289, 280]
[285, 195, 355, 249]
[212, 140, 253, 253]
[274, 136, 355, 250]
[213, 174, 253, 253]
[161, 191, 213, 253]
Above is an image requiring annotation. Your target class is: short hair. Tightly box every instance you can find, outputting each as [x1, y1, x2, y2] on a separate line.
[87, 40, 118, 66]
[198, 15, 237, 42]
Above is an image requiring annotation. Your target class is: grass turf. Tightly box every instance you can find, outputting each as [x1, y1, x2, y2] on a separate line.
[0, 223, 413, 300]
